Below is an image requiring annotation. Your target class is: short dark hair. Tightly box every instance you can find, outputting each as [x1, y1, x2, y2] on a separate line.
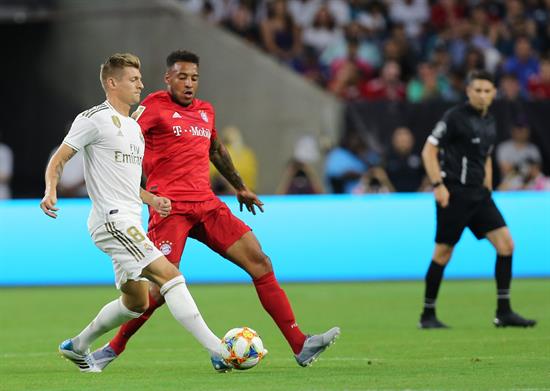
[466, 70, 494, 85]
[166, 50, 200, 68]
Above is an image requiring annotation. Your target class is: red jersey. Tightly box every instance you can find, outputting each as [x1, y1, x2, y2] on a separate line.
[136, 91, 217, 201]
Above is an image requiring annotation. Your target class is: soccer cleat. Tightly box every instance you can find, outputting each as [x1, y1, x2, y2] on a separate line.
[295, 326, 340, 367]
[211, 355, 233, 373]
[494, 311, 537, 328]
[58, 339, 100, 373]
[418, 314, 450, 329]
[91, 343, 118, 371]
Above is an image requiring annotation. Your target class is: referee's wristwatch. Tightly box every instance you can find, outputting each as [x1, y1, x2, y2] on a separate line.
[432, 181, 443, 188]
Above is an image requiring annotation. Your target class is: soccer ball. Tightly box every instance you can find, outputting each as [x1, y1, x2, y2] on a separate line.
[220, 327, 267, 370]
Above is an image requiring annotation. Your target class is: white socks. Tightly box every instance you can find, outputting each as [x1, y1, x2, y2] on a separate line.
[73, 297, 142, 353]
[161, 275, 222, 356]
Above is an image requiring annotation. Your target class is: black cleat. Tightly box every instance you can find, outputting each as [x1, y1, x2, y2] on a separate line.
[418, 315, 450, 329]
[494, 311, 537, 328]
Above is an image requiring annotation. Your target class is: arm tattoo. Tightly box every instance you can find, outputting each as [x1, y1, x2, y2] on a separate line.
[53, 148, 77, 183]
[209, 138, 245, 191]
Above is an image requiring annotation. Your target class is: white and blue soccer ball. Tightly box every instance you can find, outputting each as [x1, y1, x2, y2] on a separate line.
[220, 327, 267, 370]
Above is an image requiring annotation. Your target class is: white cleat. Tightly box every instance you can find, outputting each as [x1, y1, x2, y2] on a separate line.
[58, 339, 100, 373]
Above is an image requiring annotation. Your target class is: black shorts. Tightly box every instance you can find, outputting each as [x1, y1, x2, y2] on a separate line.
[435, 186, 506, 245]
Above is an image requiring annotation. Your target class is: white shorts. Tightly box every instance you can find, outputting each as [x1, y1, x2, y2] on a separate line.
[92, 219, 163, 289]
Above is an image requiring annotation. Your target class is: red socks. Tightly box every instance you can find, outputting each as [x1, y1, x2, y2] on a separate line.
[109, 293, 163, 355]
[253, 271, 306, 354]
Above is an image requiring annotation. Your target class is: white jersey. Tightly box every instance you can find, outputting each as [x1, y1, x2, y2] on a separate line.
[63, 101, 144, 233]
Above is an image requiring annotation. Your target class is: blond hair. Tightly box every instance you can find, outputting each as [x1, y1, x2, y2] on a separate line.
[100, 53, 141, 90]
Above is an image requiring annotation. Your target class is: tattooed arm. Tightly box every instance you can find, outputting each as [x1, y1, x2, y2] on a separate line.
[209, 137, 264, 214]
[209, 137, 245, 191]
[40, 144, 77, 218]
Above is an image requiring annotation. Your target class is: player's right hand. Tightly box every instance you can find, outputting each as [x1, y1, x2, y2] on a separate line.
[40, 193, 59, 218]
[434, 185, 450, 208]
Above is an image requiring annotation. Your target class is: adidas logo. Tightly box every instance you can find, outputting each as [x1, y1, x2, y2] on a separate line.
[117, 130, 123, 137]
[172, 112, 182, 118]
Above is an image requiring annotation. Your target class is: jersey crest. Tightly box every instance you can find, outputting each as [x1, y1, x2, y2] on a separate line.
[199, 110, 209, 123]
[112, 115, 121, 129]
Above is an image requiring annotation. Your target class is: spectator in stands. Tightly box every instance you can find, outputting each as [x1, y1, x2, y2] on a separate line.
[327, 35, 376, 100]
[502, 35, 540, 97]
[352, 167, 395, 194]
[382, 36, 415, 82]
[0, 130, 13, 199]
[498, 72, 523, 101]
[496, 120, 542, 181]
[460, 46, 485, 76]
[528, 58, 550, 99]
[287, 0, 322, 28]
[445, 68, 467, 102]
[388, 0, 430, 40]
[321, 21, 381, 72]
[324, 132, 378, 193]
[222, 1, 259, 44]
[498, 157, 550, 191]
[470, 5, 502, 73]
[277, 135, 324, 194]
[531, 0, 550, 54]
[356, 1, 387, 39]
[447, 20, 473, 69]
[180, 0, 232, 24]
[288, 0, 350, 29]
[407, 62, 450, 102]
[430, 43, 452, 79]
[384, 127, 425, 192]
[210, 126, 258, 195]
[430, 0, 466, 33]
[521, 157, 550, 191]
[260, 0, 303, 67]
[302, 5, 343, 55]
[326, 0, 350, 27]
[362, 61, 406, 101]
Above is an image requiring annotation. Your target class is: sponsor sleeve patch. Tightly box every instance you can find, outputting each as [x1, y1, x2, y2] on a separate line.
[132, 105, 146, 121]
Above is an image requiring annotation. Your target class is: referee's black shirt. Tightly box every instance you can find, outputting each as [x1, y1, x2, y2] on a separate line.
[428, 102, 496, 188]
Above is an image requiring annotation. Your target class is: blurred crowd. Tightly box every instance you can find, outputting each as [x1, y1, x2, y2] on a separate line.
[321, 122, 549, 195]
[2, 1, 549, 199]
[179, 0, 550, 102]
[212, 122, 550, 197]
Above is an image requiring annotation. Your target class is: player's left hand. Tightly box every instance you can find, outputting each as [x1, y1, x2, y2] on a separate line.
[237, 189, 264, 215]
[152, 196, 172, 218]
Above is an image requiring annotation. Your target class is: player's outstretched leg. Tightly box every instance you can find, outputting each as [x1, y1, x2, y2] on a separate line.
[93, 278, 232, 372]
[294, 327, 341, 367]
[91, 343, 117, 371]
[61, 297, 143, 372]
[59, 339, 100, 373]
[95, 292, 164, 371]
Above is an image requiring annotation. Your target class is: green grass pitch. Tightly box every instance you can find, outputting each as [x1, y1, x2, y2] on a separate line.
[1, 280, 548, 391]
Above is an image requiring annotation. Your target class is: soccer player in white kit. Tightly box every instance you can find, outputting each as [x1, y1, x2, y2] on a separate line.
[40, 53, 231, 373]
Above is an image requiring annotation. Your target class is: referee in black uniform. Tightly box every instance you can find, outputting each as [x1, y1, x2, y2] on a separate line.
[419, 70, 536, 329]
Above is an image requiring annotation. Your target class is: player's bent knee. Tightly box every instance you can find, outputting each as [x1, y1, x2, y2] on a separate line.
[128, 302, 149, 314]
[433, 245, 453, 265]
[254, 253, 273, 272]
[499, 238, 515, 256]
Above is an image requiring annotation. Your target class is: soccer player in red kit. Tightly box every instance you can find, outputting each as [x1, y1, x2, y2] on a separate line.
[92, 50, 340, 370]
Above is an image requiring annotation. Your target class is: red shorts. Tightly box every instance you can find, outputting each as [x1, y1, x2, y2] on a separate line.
[146, 197, 251, 265]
